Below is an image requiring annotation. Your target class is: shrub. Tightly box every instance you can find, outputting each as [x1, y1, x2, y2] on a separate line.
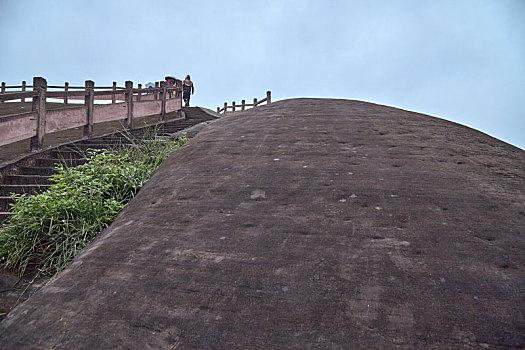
[0, 133, 187, 276]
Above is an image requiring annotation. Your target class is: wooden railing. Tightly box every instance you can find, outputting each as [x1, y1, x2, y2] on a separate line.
[217, 91, 271, 114]
[0, 77, 182, 151]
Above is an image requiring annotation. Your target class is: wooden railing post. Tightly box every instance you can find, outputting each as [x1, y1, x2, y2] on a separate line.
[30, 77, 47, 151]
[112, 82, 117, 104]
[0, 82, 5, 103]
[216, 91, 271, 114]
[154, 82, 159, 100]
[84, 80, 95, 138]
[21, 81, 26, 103]
[160, 81, 167, 121]
[125, 80, 133, 128]
[137, 84, 142, 102]
[64, 82, 69, 104]
[176, 79, 182, 99]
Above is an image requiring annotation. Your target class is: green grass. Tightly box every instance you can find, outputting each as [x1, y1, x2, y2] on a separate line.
[0, 131, 187, 277]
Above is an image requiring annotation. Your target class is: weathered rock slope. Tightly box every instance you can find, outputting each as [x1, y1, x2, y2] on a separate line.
[1, 98, 523, 349]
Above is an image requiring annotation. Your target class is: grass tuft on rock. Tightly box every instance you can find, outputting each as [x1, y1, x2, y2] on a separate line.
[0, 132, 187, 277]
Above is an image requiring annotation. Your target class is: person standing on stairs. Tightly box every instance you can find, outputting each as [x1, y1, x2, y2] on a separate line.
[183, 75, 194, 107]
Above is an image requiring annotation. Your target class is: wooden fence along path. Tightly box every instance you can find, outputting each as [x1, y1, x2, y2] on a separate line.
[217, 91, 271, 114]
[0, 77, 182, 152]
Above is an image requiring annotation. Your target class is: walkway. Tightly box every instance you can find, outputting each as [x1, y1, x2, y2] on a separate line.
[1, 99, 524, 349]
[0, 107, 219, 317]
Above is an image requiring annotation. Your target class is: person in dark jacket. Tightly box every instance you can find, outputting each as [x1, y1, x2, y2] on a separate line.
[183, 75, 194, 107]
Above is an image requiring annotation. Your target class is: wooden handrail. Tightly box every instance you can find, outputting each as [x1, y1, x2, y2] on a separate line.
[131, 87, 181, 94]
[47, 85, 127, 90]
[0, 91, 38, 102]
[0, 77, 184, 151]
[1, 81, 181, 104]
[46, 90, 88, 98]
[1, 85, 28, 89]
[217, 91, 272, 114]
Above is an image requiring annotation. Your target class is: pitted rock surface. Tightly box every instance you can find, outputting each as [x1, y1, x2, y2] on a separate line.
[1, 98, 524, 349]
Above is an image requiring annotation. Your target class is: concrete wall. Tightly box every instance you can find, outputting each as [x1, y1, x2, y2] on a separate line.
[0, 113, 37, 147]
[94, 103, 127, 123]
[134, 100, 162, 119]
[0, 77, 182, 151]
[166, 97, 181, 113]
[45, 107, 86, 134]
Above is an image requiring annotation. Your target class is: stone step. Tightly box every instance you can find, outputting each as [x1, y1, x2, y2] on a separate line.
[156, 128, 193, 135]
[0, 116, 208, 222]
[0, 211, 14, 223]
[3, 175, 52, 185]
[182, 107, 220, 121]
[20, 166, 55, 176]
[50, 150, 84, 160]
[78, 138, 131, 145]
[34, 158, 86, 168]
[161, 128, 189, 134]
[60, 144, 114, 152]
[166, 121, 195, 127]
[0, 184, 51, 196]
[0, 196, 15, 211]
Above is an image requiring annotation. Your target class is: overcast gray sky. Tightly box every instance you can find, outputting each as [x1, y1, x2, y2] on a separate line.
[1, 0, 524, 149]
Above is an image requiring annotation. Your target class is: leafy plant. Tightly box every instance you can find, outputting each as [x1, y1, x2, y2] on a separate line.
[0, 132, 187, 277]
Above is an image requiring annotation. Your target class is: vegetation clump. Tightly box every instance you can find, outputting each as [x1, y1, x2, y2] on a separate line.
[0, 133, 187, 277]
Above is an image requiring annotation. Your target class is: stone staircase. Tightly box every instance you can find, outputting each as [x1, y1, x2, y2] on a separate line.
[0, 107, 218, 222]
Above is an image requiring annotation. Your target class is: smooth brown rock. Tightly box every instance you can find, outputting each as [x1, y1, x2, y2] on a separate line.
[1, 98, 523, 349]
